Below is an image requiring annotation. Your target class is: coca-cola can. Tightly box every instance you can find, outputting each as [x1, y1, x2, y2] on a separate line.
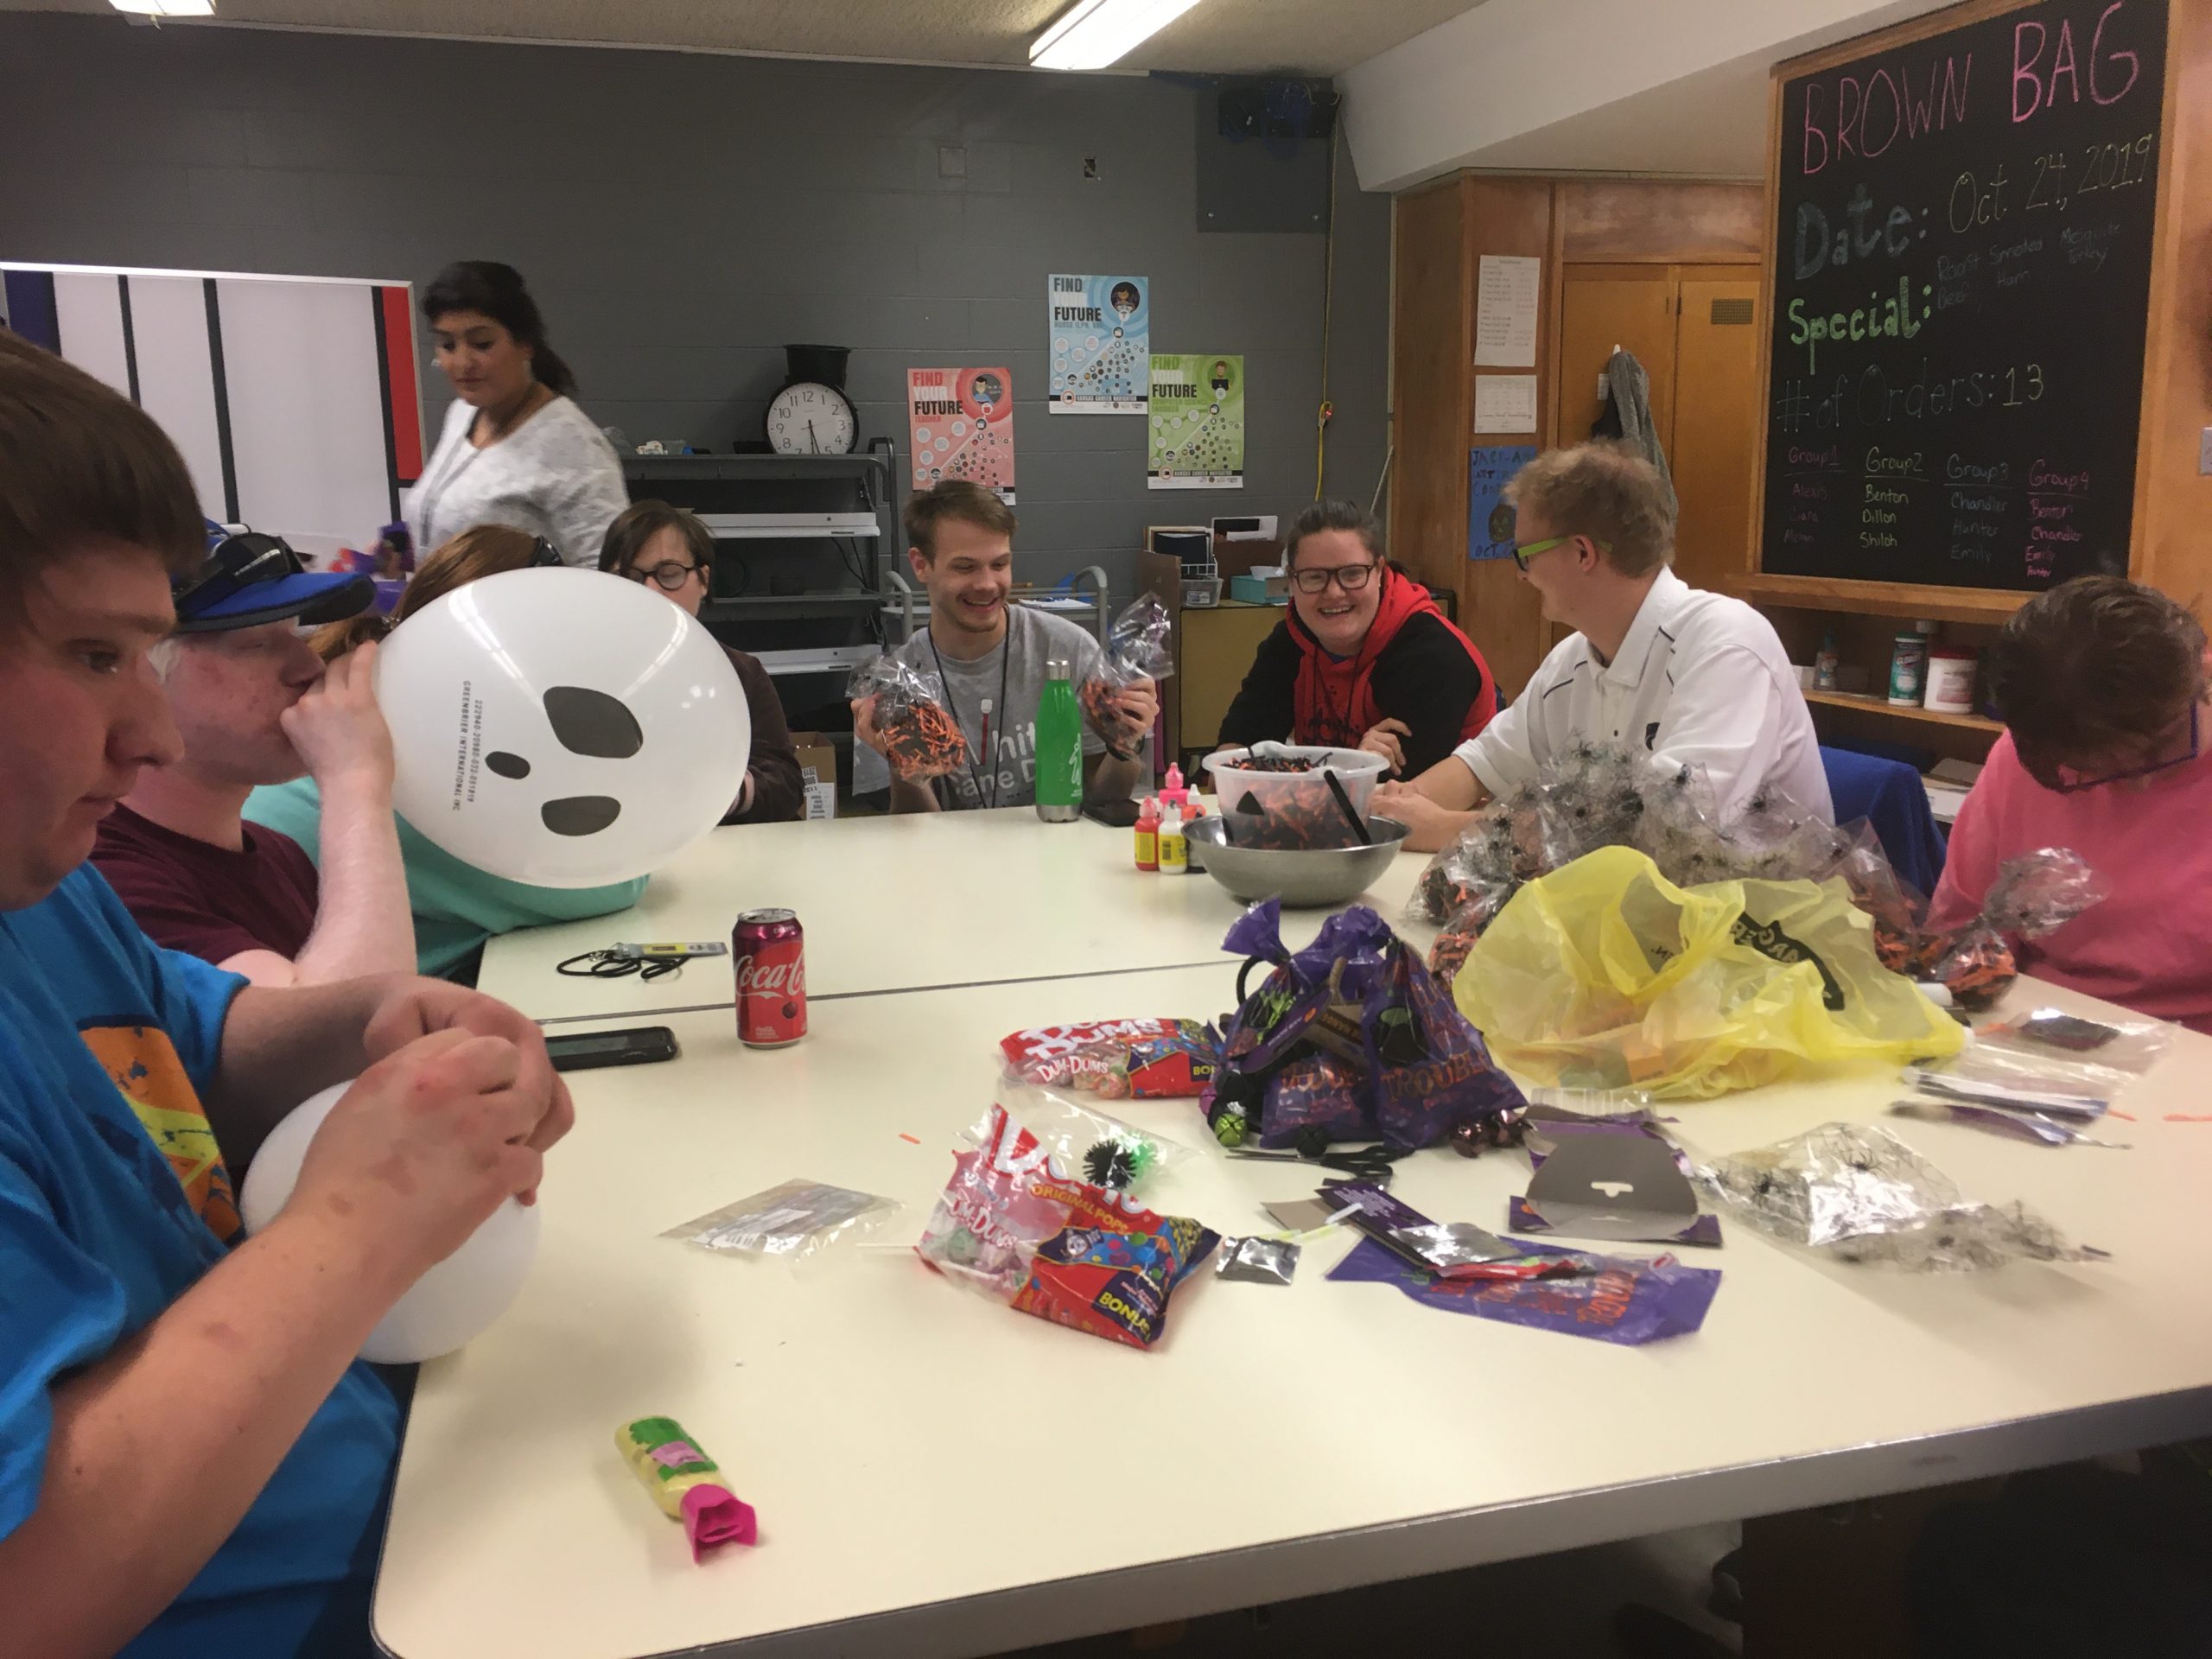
[733, 907, 807, 1047]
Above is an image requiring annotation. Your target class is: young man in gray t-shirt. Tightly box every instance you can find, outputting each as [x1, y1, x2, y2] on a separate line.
[854, 482, 1156, 811]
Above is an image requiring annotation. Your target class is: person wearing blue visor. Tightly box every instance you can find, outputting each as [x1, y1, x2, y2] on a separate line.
[92, 530, 419, 988]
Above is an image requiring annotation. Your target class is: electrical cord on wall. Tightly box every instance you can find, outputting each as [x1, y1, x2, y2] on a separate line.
[1314, 111, 1341, 499]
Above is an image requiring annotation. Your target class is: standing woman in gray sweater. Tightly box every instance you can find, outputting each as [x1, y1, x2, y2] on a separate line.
[404, 261, 628, 566]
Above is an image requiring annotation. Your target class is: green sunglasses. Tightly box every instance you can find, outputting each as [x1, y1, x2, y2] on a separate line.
[1513, 533, 1611, 573]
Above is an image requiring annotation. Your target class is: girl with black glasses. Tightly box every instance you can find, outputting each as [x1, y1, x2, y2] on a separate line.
[1212, 500, 1496, 779]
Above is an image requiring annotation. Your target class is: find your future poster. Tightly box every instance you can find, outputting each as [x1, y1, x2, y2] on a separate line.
[1047, 273, 1148, 414]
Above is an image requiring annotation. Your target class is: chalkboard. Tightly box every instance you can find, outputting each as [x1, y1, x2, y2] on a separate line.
[1760, 0, 2167, 590]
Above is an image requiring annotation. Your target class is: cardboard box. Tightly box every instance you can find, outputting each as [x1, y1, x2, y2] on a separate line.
[791, 731, 837, 820]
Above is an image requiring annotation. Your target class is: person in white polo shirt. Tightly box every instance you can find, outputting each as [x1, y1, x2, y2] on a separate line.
[1373, 442, 1831, 852]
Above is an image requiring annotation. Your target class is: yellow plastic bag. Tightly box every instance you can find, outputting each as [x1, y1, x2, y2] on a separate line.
[1455, 846, 1962, 1099]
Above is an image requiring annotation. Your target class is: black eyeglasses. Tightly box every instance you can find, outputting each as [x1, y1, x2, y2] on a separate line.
[529, 536, 565, 569]
[1289, 561, 1378, 595]
[630, 560, 703, 593]
[2046, 703, 2201, 793]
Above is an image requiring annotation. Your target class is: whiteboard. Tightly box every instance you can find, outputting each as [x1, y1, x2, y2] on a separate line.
[2, 262, 422, 550]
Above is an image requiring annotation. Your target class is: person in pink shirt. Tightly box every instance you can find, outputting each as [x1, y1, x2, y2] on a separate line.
[1929, 576, 2212, 1033]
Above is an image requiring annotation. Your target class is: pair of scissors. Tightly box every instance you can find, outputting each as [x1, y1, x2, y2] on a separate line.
[1227, 1142, 1402, 1182]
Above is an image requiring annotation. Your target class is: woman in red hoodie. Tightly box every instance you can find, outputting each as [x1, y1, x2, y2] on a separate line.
[1214, 500, 1496, 779]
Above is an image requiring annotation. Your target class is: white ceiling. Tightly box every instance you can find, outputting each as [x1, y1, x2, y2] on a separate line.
[2, 0, 1487, 74]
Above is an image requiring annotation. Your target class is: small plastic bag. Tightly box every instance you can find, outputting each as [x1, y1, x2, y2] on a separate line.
[665, 1179, 900, 1260]
[1911, 1033, 2160, 1112]
[1426, 906, 1491, 991]
[1890, 1098, 2127, 1149]
[967, 1093, 1197, 1195]
[845, 653, 966, 779]
[1407, 791, 1541, 925]
[1215, 1236, 1300, 1285]
[1081, 594, 1174, 737]
[1902, 848, 2110, 1012]
[1983, 848, 2108, 937]
[1698, 1122, 2105, 1270]
[1096, 593, 1175, 687]
[1973, 1007, 2174, 1084]
[1536, 741, 1653, 869]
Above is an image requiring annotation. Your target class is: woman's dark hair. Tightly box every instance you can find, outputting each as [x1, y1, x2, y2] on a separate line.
[420, 261, 577, 398]
[599, 499, 712, 577]
[1285, 499, 1382, 565]
[1990, 575, 2207, 782]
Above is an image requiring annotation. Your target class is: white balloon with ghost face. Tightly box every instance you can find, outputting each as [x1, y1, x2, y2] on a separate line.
[239, 1083, 540, 1364]
[374, 569, 748, 887]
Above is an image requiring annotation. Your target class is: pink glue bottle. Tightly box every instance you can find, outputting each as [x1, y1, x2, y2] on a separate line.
[1159, 763, 1191, 814]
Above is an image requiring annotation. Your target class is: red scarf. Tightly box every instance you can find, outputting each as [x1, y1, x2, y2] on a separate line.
[1287, 567, 1497, 751]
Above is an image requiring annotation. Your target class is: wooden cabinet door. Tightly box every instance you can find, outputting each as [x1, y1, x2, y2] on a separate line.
[1177, 602, 1288, 760]
[1557, 267, 1677, 450]
[1671, 272, 1763, 595]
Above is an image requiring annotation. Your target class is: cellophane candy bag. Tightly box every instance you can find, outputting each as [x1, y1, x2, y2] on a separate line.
[916, 1104, 1218, 1351]
[847, 654, 967, 780]
[1080, 594, 1175, 735]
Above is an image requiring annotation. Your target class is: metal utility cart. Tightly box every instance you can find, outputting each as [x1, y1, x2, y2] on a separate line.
[620, 441, 898, 681]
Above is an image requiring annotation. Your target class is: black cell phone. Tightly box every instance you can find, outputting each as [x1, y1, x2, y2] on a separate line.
[1082, 798, 1141, 829]
[546, 1026, 680, 1072]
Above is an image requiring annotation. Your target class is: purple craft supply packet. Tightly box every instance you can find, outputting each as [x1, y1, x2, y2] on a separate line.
[1328, 1236, 1721, 1344]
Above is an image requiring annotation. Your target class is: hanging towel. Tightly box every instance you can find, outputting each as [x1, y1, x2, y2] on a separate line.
[1592, 349, 1676, 515]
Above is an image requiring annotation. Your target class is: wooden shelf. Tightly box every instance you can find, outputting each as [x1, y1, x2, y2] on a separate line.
[1804, 688, 2002, 734]
[1727, 573, 2032, 627]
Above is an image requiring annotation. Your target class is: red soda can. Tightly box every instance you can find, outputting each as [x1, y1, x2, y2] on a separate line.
[734, 908, 807, 1047]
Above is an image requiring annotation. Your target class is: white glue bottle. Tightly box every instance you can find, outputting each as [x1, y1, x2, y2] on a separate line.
[1157, 798, 1188, 874]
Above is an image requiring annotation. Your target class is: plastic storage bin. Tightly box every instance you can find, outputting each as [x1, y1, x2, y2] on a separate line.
[1202, 745, 1389, 823]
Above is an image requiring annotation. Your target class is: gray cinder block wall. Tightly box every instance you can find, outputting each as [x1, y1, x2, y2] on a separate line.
[0, 13, 1393, 598]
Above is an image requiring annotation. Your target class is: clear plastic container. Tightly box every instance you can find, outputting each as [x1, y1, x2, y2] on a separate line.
[1202, 744, 1389, 823]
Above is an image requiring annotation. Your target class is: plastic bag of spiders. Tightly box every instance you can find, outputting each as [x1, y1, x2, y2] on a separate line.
[846, 654, 966, 780]
[1410, 741, 1846, 985]
[1699, 1122, 2107, 1271]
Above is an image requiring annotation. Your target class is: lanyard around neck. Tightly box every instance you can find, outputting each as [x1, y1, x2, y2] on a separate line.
[927, 626, 1012, 810]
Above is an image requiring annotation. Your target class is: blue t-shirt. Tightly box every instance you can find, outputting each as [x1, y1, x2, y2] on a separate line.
[0, 867, 400, 1658]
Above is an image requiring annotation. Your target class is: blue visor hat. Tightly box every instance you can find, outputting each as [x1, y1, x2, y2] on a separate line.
[173, 529, 375, 633]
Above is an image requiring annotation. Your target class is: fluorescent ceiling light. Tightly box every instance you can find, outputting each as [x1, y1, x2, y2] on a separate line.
[111, 0, 215, 13]
[1031, 0, 1205, 71]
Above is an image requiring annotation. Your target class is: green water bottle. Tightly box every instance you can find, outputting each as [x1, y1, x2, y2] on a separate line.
[1035, 658, 1083, 823]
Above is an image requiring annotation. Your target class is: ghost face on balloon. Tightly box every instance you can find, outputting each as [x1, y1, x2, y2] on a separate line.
[482, 684, 648, 839]
[376, 569, 748, 887]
